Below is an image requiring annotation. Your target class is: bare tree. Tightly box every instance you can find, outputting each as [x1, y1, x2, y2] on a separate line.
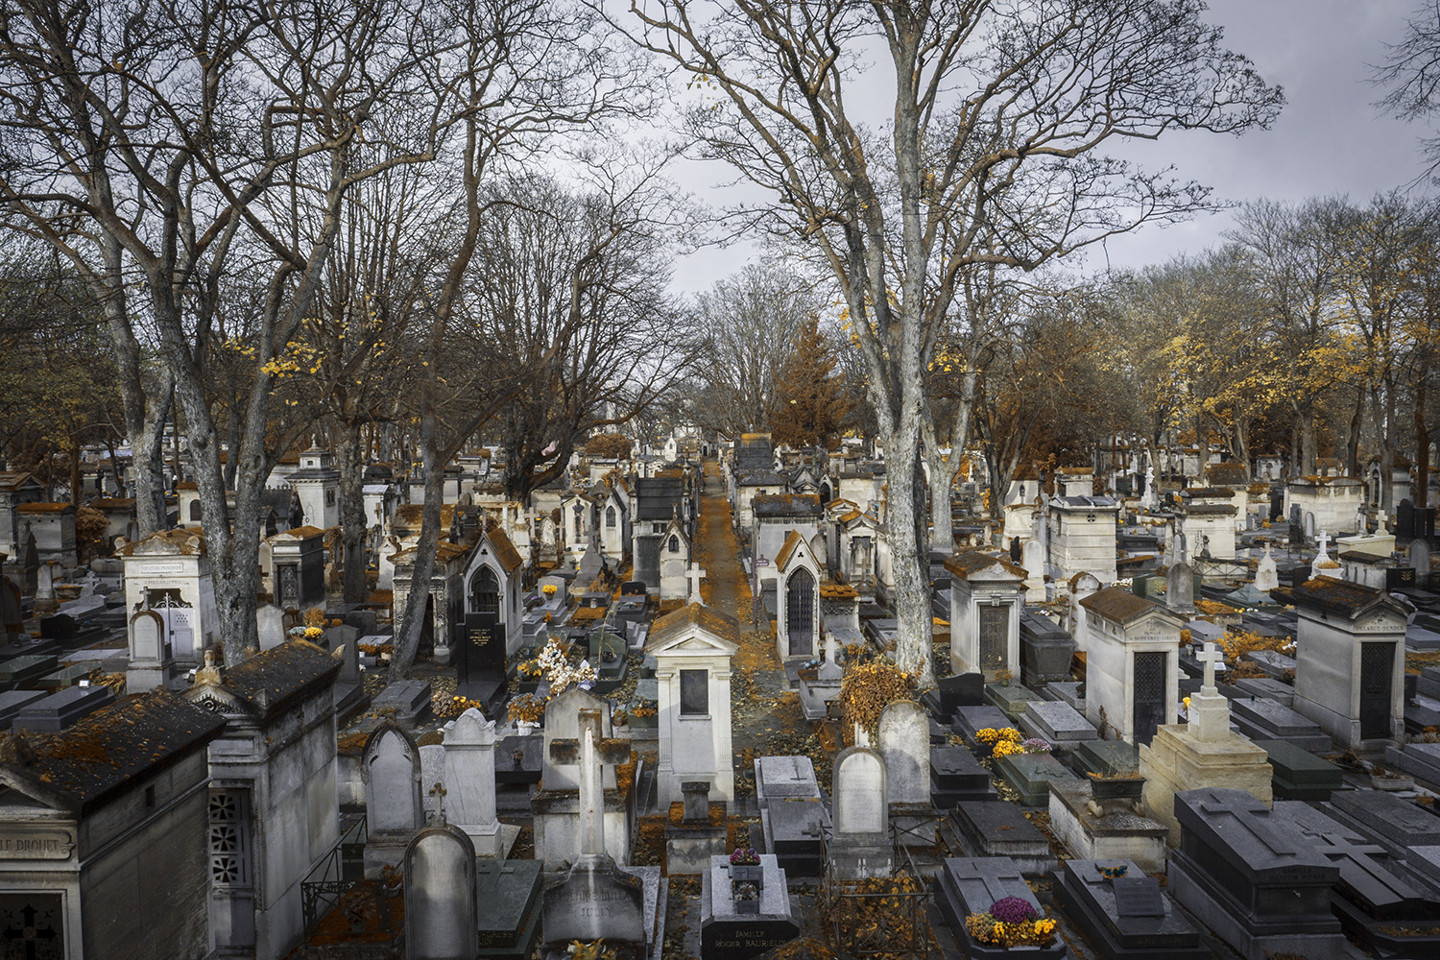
[611, 0, 1281, 685]
[0, 0, 457, 663]
[684, 263, 819, 438]
[1377, 0, 1440, 180]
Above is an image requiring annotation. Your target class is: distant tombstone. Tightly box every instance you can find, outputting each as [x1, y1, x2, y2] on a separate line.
[403, 825, 478, 960]
[1304, 511, 1316, 539]
[878, 701, 929, 806]
[1009, 537, 1022, 562]
[1254, 543, 1279, 593]
[1167, 561, 1195, 617]
[1399, 499, 1416, 538]
[0, 578, 21, 639]
[130, 611, 166, 662]
[33, 561, 57, 614]
[1415, 540, 1432, 578]
[256, 603, 285, 650]
[621, 580, 647, 596]
[364, 723, 424, 876]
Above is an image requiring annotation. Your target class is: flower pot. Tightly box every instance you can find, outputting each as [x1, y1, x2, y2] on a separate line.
[515, 721, 539, 736]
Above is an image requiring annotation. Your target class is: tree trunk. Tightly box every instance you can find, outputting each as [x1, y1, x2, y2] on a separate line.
[1346, 388, 1364, 477]
[1380, 383, 1397, 515]
[390, 407, 444, 681]
[1299, 403, 1318, 476]
[1417, 377, 1431, 508]
[337, 420, 370, 604]
[875, 414, 935, 689]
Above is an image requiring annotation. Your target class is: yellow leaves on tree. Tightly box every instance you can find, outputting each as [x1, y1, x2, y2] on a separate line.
[838, 660, 916, 747]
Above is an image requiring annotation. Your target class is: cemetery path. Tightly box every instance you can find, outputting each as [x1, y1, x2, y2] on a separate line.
[696, 458, 745, 619]
[697, 459, 828, 798]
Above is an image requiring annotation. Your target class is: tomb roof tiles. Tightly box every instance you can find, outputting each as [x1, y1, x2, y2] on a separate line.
[278, 525, 326, 539]
[0, 689, 227, 815]
[736, 469, 787, 486]
[1178, 503, 1237, 516]
[1051, 495, 1119, 509]
[819, 582, 858, 599]
[484, 527, 524, 573]
[0, 471, 41, 492]
[194, 639, 340, 722]
[944, 549, 1026, 580]
[753, 493, 822, 517]
[1206, 462, 1249, 485]
[1285, 576, 1406, 619]
[88, 497, 135, 509]
[1180, 486, 1233, 499]
[647, 602, 740, 650]
[1080, 586, 1163, 625]
[775, 530, 808, 569]
[121, 528, 205, 556]
[16, 502, 74, 513]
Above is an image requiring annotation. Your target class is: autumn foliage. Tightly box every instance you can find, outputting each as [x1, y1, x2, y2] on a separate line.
[839, 660, 916, 746]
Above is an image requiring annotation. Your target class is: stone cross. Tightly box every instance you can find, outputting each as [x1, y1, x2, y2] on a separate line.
[428, 782, 448, 823]
[1196, 642, 1223, 692]
[686, 563, 706, 604]
[1317, 529, 1330, 558]
[547, 708, 630, 859]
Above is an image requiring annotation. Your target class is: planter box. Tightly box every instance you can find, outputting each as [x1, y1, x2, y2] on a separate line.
[1088, 776, 1144, 802]
[734, 897, 760, 915]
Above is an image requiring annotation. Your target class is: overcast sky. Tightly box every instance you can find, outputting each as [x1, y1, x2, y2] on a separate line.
[669, 0, 1433, 292]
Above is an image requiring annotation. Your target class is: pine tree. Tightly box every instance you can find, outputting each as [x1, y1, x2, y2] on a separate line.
[767, 317, 852, 449]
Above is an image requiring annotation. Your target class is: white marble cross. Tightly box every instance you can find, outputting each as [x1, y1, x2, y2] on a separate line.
[1197, 642, 1223, 692]
[1317, 529, 1330, 558]
[686, 563, 707, 604]
[578, 721, 604, 857]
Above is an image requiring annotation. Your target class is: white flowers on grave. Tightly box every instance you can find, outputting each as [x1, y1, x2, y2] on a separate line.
[536, 637, 597, 696]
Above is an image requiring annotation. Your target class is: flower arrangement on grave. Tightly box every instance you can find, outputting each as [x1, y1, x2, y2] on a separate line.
[729, 847, 761, 866]
[542, 583, 558, 597]
[536, 636, 597, 695]
[611, 708, 630, 726]
[1020, 738, 1052, 754]
[733, 881, 759, 901]
[1096, 863, 1128, 880]
[566, 940, 617, 960]
[304, 625, 323, 640]
[963, 896, 1058, 949]
[433, 694, 487, 719]
[508, 693, 546, 726]
[838, 659, 916, 745]
[629, 701, 656, 719]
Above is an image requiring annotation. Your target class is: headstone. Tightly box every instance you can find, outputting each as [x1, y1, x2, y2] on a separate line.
[372, 679, 432, 727]
[1167, 561, 1195, 616]
[698, 854, 800, 960]
[256, 604, 285, 650]
[1020, 699, 1098, 748]
[995, 751, 1079, 807]
[403, 824, 477, 960]
[540, 720, 649, 946]
[363, 724, 424, 876]
[442, 708, 502, 857]
[829, 747, 891, 878]
[0, 689, 46, 730]
[474, 860, 543, 959]
[877, 701, 929, 805]
[934, 672, 983, 716]
[1252, 740, 1345, 801]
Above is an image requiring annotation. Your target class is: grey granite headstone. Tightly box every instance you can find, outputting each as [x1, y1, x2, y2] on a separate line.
[404, 824, 477, 960]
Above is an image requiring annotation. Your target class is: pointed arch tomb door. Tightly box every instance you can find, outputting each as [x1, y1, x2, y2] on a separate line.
[786, 568, 816, 657]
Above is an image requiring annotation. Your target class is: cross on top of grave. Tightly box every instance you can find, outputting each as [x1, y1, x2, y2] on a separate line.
[548, 708, 631, 859]
[428, 782, 448, 823]
[686, 563, 706, 604]
[1317, 530, 1330, 558]
[1197, 642, 1223, 693]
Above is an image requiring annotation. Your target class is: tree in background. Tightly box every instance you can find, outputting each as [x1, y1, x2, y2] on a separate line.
[768, 316, 852, 450]
[682, 263, 818, 437]
[613, 0, 1282, 687]
[585, 433, 633, 459]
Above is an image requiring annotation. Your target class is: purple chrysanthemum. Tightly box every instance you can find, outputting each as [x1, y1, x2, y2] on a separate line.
[989, 896, 1037, 924]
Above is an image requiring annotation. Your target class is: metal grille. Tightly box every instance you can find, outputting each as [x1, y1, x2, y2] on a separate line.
[1360, 642, 1394, 740]
[1132, 652, 1167, 745]
[208, 789, 250, 886]
[978, 604, 1008, 671]
[786, 568, 815, 656]
[471, 566, 500, 615]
